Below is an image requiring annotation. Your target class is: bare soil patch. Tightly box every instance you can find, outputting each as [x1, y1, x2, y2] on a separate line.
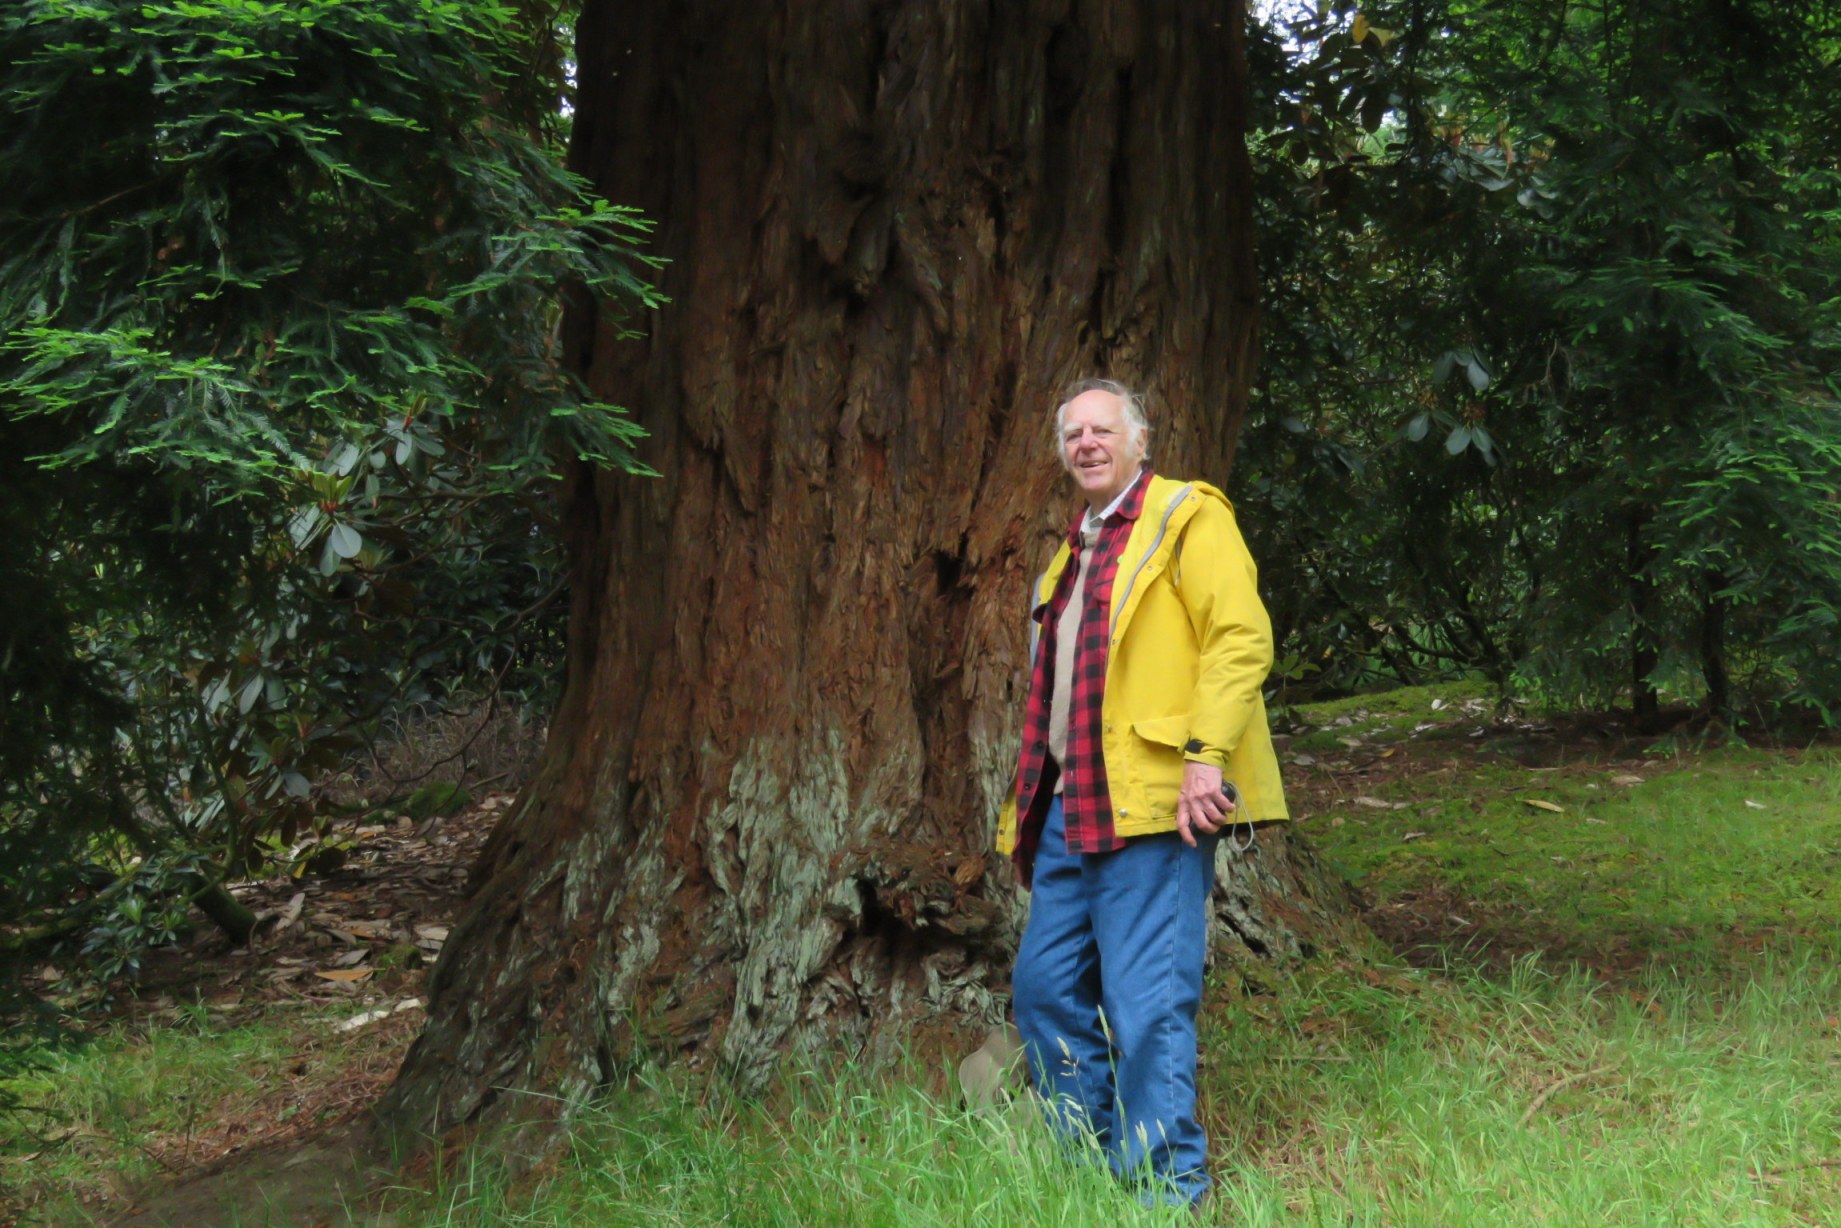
[5, 796, 507, 1226]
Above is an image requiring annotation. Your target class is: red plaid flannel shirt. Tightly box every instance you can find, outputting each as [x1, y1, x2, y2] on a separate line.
[1010, 472, 1150, 883]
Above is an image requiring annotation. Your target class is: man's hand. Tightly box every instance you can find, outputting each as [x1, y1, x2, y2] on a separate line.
[1176, 760, 1235, 848]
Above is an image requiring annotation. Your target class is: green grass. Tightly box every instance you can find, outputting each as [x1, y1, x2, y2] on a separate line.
[377, 689, 1841, 1226]
[10, 686, 1841, 1225]
[0, 1002, 378, 1222]
[375, 949, 1841, 1227]
[1203, 953, 1841, 1226]
[1282, 679, 1496, 752]
[1300, 714, 1841, 967]
[402, 1070, 1202, 1227]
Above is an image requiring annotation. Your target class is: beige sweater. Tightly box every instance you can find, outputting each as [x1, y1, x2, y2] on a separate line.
[1047, 520, 1100, 793]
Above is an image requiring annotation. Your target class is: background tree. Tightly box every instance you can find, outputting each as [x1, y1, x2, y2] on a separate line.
[375, 0, 1362, 1148]
[0, 0, 657, 975]
[1238, 0, 1841, 727]
[18, 0, 1836, 1178]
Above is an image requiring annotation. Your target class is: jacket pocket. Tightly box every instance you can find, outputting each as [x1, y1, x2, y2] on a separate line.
[1129, 714, 1190, 817]
[1130, 713, 1190, 748]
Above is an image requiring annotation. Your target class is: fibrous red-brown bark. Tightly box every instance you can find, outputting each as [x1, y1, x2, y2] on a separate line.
[375, 0, 1361, 1147]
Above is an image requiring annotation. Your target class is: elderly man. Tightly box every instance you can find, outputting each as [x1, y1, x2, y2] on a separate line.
[996, 378, 1289, 1206]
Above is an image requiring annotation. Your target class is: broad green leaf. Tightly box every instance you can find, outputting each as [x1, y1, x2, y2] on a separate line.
[328, 523, 363, 559]
[318, 535, 343, 576]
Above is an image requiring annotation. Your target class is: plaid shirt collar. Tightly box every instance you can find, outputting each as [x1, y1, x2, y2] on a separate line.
[1010, 469, 1152, 880]
[1077, 467, 1147, 536]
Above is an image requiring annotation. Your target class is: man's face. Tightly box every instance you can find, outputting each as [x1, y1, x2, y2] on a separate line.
[1060, 390, 1142, 508]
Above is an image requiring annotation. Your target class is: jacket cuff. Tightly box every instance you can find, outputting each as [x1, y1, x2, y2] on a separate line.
[1182, 739, 1231, 770]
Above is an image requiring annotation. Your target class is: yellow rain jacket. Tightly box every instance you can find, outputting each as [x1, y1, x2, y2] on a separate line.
[996, 474, 1289, 854]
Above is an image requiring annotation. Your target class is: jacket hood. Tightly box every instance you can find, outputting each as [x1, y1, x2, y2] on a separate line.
[1032, 474, 1233, 611]
[1143, 473, 1230, 522]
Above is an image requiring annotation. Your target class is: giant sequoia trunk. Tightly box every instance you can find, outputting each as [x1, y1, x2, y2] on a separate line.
[375, 0, 1360, 1147]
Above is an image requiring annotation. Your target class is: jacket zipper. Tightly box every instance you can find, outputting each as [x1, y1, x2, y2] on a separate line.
[1109, 484, 1194, 638]
[1028, 482, 1196, 659]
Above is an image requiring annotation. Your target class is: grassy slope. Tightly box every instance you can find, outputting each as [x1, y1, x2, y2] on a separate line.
[8, 685, 1841, 1225]
[1300, 695, 1841, 969]
[0, 1002, 417, 1224]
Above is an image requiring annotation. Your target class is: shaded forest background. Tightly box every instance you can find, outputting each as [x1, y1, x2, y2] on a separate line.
[3, 0, 1840, 1120]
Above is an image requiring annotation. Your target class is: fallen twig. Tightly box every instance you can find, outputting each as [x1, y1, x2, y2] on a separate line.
[1518, 1063, 1615, 1126]
[1754, 1158, 1841, 1181]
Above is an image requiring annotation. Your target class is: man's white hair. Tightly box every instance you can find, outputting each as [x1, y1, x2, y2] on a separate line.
[1054, 377, 1151, 464]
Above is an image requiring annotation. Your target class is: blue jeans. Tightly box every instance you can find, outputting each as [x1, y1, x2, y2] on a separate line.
[1012, 796, 1218, 1205]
